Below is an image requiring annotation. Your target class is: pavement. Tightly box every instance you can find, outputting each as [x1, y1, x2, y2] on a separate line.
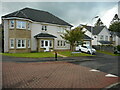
[1, 53, 120, 89]
[2, 62, 119, 88]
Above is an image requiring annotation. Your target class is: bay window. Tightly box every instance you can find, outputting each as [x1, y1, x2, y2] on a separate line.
[28, 39, 31, 48]
[9, 20, 15, 28]
[17, 21, 26, 29]
[10, 38, 14, 48]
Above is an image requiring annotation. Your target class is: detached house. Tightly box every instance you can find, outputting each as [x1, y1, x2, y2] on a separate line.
[2, 7, 73, 53]
[81, 25, 112, 46]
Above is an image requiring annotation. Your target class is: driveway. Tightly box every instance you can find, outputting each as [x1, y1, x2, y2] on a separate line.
[2, 62, 119, 88]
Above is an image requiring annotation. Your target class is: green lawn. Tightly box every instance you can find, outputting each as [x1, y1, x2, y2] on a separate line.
[58, 51, 94, 57]
[1, 52, 56, 58]
[97, 50, 120, 56]
[1, 51, 94, 58]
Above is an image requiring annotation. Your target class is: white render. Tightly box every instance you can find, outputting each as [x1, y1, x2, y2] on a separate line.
[113, 35, 120, 46]
[92, 27, 111, 45]
[83, 26, 111, 46]
[31, 22, 71, 51]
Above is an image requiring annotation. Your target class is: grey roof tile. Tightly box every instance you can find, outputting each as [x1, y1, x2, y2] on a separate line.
[2, 7, 73, 27]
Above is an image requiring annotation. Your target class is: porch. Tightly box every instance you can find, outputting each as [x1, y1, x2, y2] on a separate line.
[34, 33, 57, 52]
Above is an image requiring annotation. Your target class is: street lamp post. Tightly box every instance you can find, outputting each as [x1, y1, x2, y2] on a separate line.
[90, 16, 99, 54]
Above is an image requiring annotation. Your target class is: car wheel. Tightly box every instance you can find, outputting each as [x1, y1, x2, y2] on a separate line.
[79, 49, 81, 52]
[87, 51, 90, 54]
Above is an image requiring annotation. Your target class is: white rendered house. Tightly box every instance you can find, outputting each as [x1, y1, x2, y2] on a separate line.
[2, 7, 72, 53]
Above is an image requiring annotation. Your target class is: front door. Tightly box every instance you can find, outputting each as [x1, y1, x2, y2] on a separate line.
[44, 40, 50, 48]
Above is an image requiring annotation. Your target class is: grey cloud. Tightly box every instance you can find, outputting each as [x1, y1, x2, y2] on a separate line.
[1, 2, 117, 26]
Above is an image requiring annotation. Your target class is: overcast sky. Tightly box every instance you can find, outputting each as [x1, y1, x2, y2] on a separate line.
[0, 1, 119, 28]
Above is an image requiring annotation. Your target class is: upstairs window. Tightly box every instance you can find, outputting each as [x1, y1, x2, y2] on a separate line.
[42, 25, 47, 31]
[9, 20, 15, 28]
[27, 22, 31, 30]
[17, 21, 26, 29]
[105, 36, 108, 41]
[100, 35, 104, 40]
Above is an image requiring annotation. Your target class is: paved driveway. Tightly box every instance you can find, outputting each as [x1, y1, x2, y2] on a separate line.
[2, 62, 119, 88]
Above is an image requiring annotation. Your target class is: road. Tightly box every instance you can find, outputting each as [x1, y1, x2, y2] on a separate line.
[2, 52, 120, 76]
[71, 52, 120, 77]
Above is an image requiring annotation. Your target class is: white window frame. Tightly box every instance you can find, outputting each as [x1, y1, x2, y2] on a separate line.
[28, 39, 31, 48]
[16, 20, 26, 29]
[10, 38, 14, 48]
[28, 22, 31, 30]
[16, 39, 26, 48]
[100, 35, 104, 40]
[42, 25, 47, 31]
[9, 20, 15, 29]
[40, 40, 53, 48]
[105, 36, 108, 41]
[57, 40, 66, 47]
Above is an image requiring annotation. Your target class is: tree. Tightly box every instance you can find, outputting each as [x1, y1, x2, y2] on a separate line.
[60, 26, 85, 51]
[94, 18, 104, 26]
[109, 21, 120, 32]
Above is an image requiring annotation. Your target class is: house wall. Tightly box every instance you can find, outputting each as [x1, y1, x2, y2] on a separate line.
[98, 27, 111, 41]
[115, 36, 120, 46]
[92, 27, 111, 45]
[83, 28, 92, 37]
[31, 22, 71, 51]
[4, 20, 9, 52]
[4, 19, 31, 53]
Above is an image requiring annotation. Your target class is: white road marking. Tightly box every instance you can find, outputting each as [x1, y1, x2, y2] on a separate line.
[105, 74, 118, 77]
[89, 69, 100, 72]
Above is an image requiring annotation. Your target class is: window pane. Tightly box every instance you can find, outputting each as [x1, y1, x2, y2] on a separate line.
[50, 40, 52, 47]
[22, 22, 26, 28]
[45, 26, 47, 31]
[10, 20, 14, 28]
[42, 26, 44, 30]
[22, 40, 25, 47]
[18, 40, 21, 47]
[28, 22, 30, 30]
[28, 40, 30, 48]
[10, 39, 14, 48]
[41, 40, 44, 47]
[45, 41, 48, 46]
[57, 41, 59, 46]
[17, 21, 21, 28]
[61, 41, 62, 46]
[64, 41, 66, 46]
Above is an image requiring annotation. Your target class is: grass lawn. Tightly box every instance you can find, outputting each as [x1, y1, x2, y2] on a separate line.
[58, 51, 94, 57]
[1, 52, 56, 58]
[97, 50, 120, 56]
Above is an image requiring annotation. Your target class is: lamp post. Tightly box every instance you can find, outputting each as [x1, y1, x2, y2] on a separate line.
[90, 16, 99, 54]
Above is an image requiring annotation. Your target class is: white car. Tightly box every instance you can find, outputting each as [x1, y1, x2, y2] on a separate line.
[76, 45, 96, 54]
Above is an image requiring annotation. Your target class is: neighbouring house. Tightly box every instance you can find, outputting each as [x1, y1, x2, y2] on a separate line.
[2, 7, 73, 53]
[110, 31, 120, 46]
[109, 14, 120, 46]
[80, 25, 112, 46]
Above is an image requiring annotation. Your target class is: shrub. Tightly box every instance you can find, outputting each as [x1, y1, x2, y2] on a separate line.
[117, 45, 120, 51]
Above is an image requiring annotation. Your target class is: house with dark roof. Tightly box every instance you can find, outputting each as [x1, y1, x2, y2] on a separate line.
[80, 24, 112, 46]
[2, 7, 73, 53]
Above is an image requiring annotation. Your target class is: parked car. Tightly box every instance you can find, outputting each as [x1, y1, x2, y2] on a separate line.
[76, 45, 96, 54]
